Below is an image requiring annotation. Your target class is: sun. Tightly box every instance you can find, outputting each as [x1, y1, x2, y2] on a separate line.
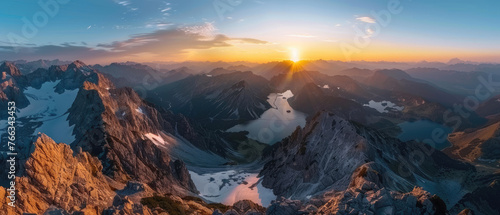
[290, 48, 300, 62]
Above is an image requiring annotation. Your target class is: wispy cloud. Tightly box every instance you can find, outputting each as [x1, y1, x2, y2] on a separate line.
[182, 22, 218, 38]
[160, 7, 171, 12]
[145, 22, 174, 29]
[363, 28, 376, 38]
[117, 0, 130, 6]
[356, 16, 376, 23]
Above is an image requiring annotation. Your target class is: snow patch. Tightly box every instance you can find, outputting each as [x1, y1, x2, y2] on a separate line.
[323, 85, 330, 89]
[144, 133, 168, 146]
[135, 107, 145, 115]
[363, 100, 404, 113]
[279, 90, 294, 98]
[18, 81, 78, 144]
[477, 157, 498, 163]
[189, 170, 276, 206]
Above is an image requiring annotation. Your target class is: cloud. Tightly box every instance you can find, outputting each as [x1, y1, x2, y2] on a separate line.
[231, 37, 267, 44]
[356, 17, 376, 23]
[287, 34, 317, 38]
[0, 24, 268, 63]
[145, 22, 174, 29]
[181, 22, 218, 38]
[117, 1, 131, 6]
[363, 28, 376, 38]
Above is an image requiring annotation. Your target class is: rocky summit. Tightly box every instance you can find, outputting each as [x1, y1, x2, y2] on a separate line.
[260, 111, 500, 214]
[0, 134, 114, 214]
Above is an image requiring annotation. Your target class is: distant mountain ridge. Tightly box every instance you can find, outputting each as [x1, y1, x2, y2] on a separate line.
[148, 71, 272, 129]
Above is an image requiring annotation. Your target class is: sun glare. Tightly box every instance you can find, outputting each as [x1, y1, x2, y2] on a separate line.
[290, 48, 300, 62]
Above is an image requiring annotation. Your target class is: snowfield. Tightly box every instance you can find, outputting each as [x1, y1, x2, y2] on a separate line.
[189, 170, 276, 206]
[144, 133, 168, 146]
[17, 81, 79, 144]
[363, 100, 404, 113]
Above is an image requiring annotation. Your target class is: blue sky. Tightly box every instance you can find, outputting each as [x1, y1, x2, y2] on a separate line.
[0, 0, 499, 63]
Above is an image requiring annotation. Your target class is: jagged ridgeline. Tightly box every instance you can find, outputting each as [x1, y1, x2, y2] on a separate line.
[1, 61, 499, 215]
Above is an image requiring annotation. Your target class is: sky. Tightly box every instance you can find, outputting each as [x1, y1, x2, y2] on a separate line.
[0, 0, 499, 64]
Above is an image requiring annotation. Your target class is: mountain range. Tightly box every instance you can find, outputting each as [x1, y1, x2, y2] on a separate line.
[1, 59, 499, 214]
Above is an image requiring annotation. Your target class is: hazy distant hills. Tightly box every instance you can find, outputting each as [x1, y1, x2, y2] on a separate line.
[147, 71, 272, 129]
[93, 62, 191, 88]
[289, 83, 369, 123]
[365, 69, 462, 107]
[1, 59, 72, 74]
[407, 67, 500, 96]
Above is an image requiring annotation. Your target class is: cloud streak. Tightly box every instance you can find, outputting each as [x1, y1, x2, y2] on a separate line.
[0, 24, 268, 63]
[356, 17, 376, 23]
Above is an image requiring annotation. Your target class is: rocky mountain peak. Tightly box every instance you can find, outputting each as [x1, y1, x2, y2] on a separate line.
[66, 60, 94, 75]
[315, 162, 445, 215]
[0, 61, 22, 77]
[260, 111, 475, 205]
[68, 74, 197, 195]
[70, 60, 87, 68]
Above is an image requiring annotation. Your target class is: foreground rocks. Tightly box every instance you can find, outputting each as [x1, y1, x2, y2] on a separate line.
[0, 134, 114, 214]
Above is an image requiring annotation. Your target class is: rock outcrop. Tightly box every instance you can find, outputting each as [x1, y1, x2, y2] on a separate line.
[260, 112, 475, 203]
[68, 79, 197, 195]
[314, 163, 444, 215]
[258, 111, 490, 214]
[445, 119, 500, 168]
[0, 134, 114, 214]
[450, 180, 500, 215]
[0, 62, 29, 111]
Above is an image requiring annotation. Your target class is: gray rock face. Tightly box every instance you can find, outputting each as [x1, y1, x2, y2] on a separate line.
[65, 68, 197, 195]
[260, 111, 479, 212]
[449, 180, 500, 215]
[266, 197, 304, 215]
[315, 163, 440, 215]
